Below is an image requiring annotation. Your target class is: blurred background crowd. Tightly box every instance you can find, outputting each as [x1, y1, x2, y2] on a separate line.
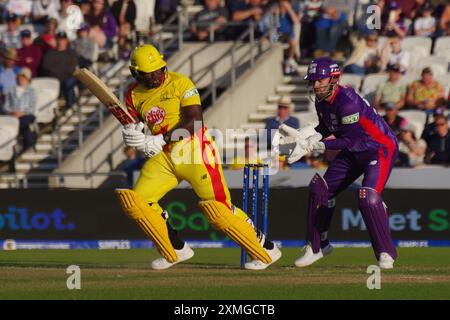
[0, 0, 449, 186]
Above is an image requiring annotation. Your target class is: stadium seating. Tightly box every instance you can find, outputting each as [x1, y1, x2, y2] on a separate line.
[293, 112, 319, 127]
[377, 36, 388, 51]
[412, 56, 449, 76]
[134, 0, 156, 33]
[0, 116, 19, 161]
[340, 74, 363, 91]
[408, 49, 429, 71]
[399, 110, 427, 139]
[30, 78, 60, 124]
[435, 74, 450, 97]
[403, 36, 433, 57]
[433, 36, 450, 57]
[361, 73, 388, 104]
[401, 73, 420, 86]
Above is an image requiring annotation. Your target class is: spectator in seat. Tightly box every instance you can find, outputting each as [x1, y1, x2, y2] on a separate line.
[111, 0, 136, 30]
[73, 23, 97, 69]
[381, 1, 407, 38]
[421, 105, 446, 145]
[32, 0, 60, 25]
[298, 0, 322, 58]
[232, 0, 267, 38]
[425, 114, 450, 165]
[439, 5, 450, 36]
[0, 48, 21, 99]
[277, 0, 301, 74]
[154, 0, 177, 25]
[265, 96, 299, 146]
[386, 0, 426, 21]
[17, 29, 42, 77]
[34, 17, 58, 53]
[1, 67, 36, 152]
[0, 13, 22, 49]
[406, 67, 445, 111]
[442, 21, 450, 37]
[229, 137, 262, 170]
[6, 0, 32, 23]
[343, 31, 381, 75]
[382, 102, 407, 137]
[191, 0, 229, 41]
[374, 63, 406, 111]
[122, 146, 145, 188]
[306, 151, 327, 169]
[85, 0, 118, 49]
[314, 5, 347, 58]
[414, 3, 436, 37]
[57, 0, 84, 42]
[380, 34, 410, 73]
[79, 0, 91, 16]
[111, 0, 136, 59]
[397, 122, 426, 167]
[40, 31, 78, 109]
[381, 35, 411, 74]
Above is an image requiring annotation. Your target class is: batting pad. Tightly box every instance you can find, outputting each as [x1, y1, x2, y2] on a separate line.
[115, 189, 177, 263]
[199, 200, 272, 264]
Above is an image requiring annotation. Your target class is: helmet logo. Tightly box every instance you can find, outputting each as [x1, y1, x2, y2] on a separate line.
[309, 63, 317, 74]
[146, 107, 166, 125]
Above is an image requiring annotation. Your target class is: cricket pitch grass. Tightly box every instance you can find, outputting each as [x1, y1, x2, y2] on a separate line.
[0, 248, 449, 300]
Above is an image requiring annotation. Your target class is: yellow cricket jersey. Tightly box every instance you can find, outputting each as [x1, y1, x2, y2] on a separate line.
[125, 71, 201, 135]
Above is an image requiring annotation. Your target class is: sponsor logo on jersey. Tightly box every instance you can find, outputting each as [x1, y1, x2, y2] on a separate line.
[342, 112, 360, 124]
[160, 91, 170, 101]
[146, 106, 166, 125]
[183, 88, 199, 99]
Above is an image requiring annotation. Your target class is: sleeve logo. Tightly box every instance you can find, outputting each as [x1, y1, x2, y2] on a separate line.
[341, 112, 360, 124]
[183, 88, 199, 99]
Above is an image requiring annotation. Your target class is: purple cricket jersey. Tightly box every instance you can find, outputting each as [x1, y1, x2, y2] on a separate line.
[315, 85, 398, 153]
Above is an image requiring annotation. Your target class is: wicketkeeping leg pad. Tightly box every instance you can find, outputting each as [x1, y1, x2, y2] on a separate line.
[199, 200, 271, 264]
[115, 189, 177, 263]
[307, 173, 330, 253]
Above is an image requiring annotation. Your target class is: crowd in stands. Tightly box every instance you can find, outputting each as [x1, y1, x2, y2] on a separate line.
[0, 0, 449, 172]
[252, 0, 450, 169]
[0, 0, 139, 155]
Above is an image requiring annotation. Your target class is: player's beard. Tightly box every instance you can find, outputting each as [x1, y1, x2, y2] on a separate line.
[132, 67, 166, 89]
[308, 79, 338, 103]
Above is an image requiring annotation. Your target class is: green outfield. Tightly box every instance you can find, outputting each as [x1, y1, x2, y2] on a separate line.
[0, 247, 449, 300]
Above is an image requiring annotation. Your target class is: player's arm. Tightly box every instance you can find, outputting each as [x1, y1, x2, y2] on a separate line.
[162, 105, 203, 144]
[319, 103, 361, 151]
[162, 77, 203, 144]
[314, 114, 332, 139]
[125, 82, 141, 122]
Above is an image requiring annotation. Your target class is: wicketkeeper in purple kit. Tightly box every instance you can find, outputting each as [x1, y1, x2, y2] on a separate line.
[276, 57, 398, 269]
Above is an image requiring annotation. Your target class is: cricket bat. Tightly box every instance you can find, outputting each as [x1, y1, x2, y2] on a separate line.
[74, 68, 136, 125]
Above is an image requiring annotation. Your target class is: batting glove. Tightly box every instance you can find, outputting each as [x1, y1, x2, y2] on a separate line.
[122, 122, 166, 158]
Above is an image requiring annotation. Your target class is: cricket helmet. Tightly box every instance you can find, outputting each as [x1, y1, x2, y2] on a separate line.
[129, 44, 166, 73]
[304, 57, 341, 81]
[305, 57, 341, 102]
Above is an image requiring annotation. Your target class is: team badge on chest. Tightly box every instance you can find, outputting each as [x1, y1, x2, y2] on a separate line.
[146, 107, 166, 125]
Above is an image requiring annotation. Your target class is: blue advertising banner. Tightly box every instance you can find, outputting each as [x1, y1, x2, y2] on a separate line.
[0, 189, 449, 249]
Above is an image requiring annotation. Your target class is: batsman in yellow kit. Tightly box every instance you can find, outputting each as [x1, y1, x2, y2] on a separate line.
[114, 44, 281, 270]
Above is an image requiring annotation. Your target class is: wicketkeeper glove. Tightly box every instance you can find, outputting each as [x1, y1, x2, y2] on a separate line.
[274, 124, 322, 164]
[122, 122, 166, 158]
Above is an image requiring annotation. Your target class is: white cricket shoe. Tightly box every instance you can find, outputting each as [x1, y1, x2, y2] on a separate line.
[294, 243, 333, 267]
[244, 245, 282, 270]
[151, 243, 194, 270]
[378, 252, 394, 269]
